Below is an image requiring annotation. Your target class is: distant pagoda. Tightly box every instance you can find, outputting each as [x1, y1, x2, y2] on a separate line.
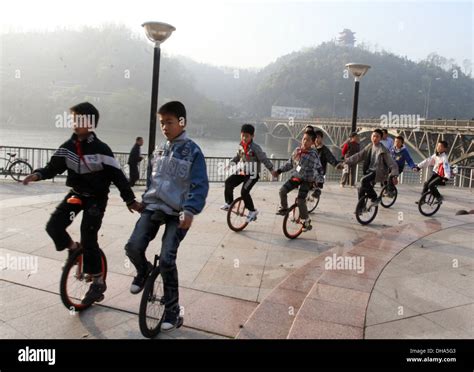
[337, 29, 356, 47]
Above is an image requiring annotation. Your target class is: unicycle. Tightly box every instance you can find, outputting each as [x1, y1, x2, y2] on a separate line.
[282, 196, 313, 239]
[418, 190, 442, 216]
[227, 197, 250, 232]
[59, 247, 107, 312]
[355, 195, 379, 225]
[138, 254, 170, 338]
[306, 188, 320, 214]
[380, 182, 398, 208]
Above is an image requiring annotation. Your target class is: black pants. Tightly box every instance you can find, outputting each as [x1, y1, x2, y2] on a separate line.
[46, 192, 107, 275]
[125, 210, 187, 311]
[224, 174, 259, 211]
[386, 167, 403, 192]
[128, 163, 140, 187]
[359, 172, 378, 201]
[423, 174, 443, 198]
[279, 179, 311, 219]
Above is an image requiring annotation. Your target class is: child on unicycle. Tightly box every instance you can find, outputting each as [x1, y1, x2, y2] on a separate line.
[221, 124, 275, 223]
[274, 130, 323, 231]
[22, 102, 142, 306]
[125, 101, 209, 332]
[414, 140, 451, 203]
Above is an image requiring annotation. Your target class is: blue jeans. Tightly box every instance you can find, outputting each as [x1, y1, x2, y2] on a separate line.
[125, 210, 187, 311]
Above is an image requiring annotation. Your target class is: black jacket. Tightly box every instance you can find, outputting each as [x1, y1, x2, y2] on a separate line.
[127, 144, 142, 165]
[316, 145, 338, 175]
[34, 132, 135, 203]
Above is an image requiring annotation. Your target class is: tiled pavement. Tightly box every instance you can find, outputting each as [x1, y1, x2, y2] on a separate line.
[0, 179, 472, 339]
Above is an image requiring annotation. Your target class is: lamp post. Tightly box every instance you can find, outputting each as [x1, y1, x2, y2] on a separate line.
[345, 63, 371, 133]
[142, 21, 176, 157]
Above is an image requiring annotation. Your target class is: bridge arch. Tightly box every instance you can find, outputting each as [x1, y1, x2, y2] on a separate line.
[270, 122, 293, 138]
[295, 126, 337, 147]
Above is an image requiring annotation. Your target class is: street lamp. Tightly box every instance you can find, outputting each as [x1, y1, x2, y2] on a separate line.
[142, 21, 176, 156]
[345, 63, 371, 133]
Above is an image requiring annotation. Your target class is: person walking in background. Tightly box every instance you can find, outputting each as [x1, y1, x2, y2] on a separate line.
[340, 132, 360, 187]
[128, 137, 144, 187]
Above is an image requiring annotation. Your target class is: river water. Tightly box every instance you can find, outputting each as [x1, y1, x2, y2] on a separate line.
[0, 126, 291, 158]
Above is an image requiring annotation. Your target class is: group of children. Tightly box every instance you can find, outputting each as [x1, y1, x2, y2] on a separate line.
[23, 100, 452, 333]
[223, 124, 451, 228]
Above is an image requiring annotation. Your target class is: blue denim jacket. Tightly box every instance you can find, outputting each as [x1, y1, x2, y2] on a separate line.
[142, 132, 209, 216]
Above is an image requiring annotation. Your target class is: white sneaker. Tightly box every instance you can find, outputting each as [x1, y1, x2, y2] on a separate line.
[246, 210, 258, 223]
[220, 203, 230, 211]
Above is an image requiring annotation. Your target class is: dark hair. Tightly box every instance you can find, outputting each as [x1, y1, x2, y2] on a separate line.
[314, 130, 324, 138]
[373, 129, 383, 137]
[70, 102, 99, 128]
[381, 129, 388, 134]
[158, 101, 187, 124]
[241, 124, 255, 135]
[350, 132, 358, 138]
[304, 130, 316, 142]
[136, 136, 143, 142]
[395, 135, 405, 144]
[304, 125, 314, 132]
[438, 140, 449, 149]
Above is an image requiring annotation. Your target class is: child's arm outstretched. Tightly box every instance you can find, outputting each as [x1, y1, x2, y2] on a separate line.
[403, 148, 417, 169]
[344, 146, 367, 166]
[275, 149, 296, 176]
[253, 143, 274, 171]
[102, 145, 142, 213]
[23, 145, 68, 185]
[416, 154, 435, 170]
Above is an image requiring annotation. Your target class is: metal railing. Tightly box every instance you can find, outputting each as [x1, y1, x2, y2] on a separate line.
[1, 145, 472, 188]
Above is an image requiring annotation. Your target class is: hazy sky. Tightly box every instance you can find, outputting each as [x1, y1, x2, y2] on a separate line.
[1, 0, 472, 68]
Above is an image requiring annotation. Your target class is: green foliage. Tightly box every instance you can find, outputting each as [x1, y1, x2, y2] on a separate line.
[0, 25, 237, 135]
[245, 42, 474, 119]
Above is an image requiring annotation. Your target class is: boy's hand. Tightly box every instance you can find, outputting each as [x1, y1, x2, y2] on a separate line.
[128, 201, 144, 213]
[336, 162, 345, 170]
[392, 177, 399, 186]
[179, 212, 193, 230]
[22, 173, 39, 185]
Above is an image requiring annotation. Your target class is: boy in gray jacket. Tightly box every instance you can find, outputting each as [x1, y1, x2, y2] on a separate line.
[221, 124, 275, 223]
[274, 130, 324, 231]
[342, 129, 399, 208]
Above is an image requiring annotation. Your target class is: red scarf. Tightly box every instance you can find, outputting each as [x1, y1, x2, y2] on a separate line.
[241, 140, 252, 160]
[295, 147, 309, 161]
[75, 140, 84, 159]
[75, 139, 92, 171]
